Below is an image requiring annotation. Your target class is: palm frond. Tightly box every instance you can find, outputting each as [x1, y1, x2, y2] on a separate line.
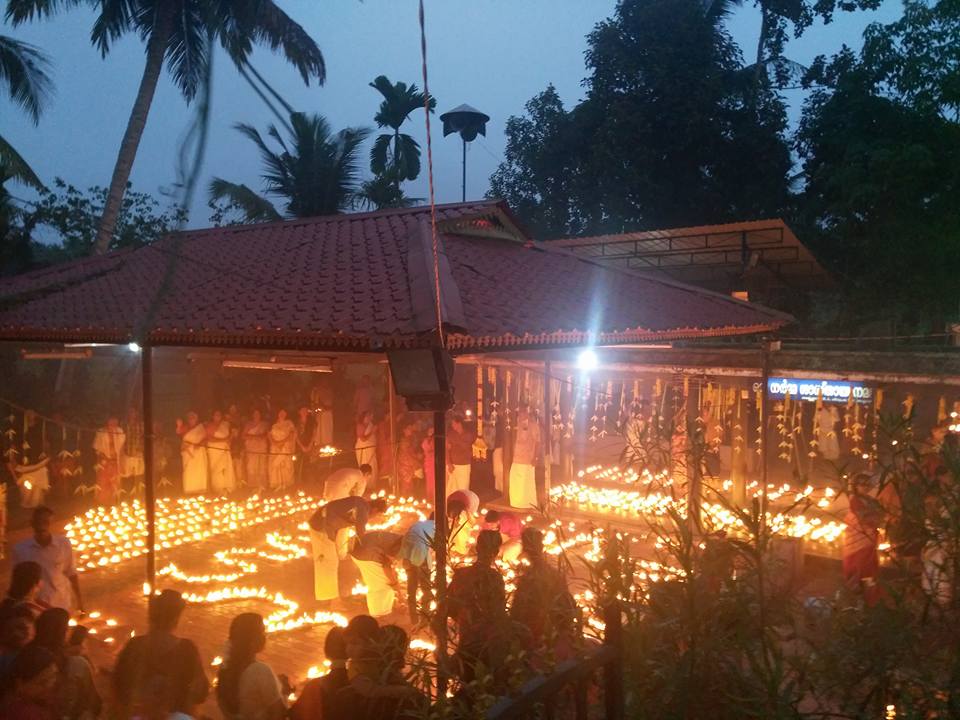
[355, 174, 421, 211]
[394, 133, 422, 182]
[370, 74, 435, 130]
[164, 5, 212, 100]
[207, 177, 281, 223]
[370, 133, 392, 177]
[0, 35, 53, 123]
[89, 0, 136, 56]
[234, 122, 279, 162]
[334, 127, 373, 201]
[0, 133, 45, 190]
[5, 0, 86, 25]
[230, 112, 370, 218]
[222, 0, 324, 85]
[701, 0, 745, 24]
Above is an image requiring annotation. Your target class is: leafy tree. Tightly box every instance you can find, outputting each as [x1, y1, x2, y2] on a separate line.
[6, 0, 326, 256]
[490, 0, 793, 238]
[30, 178, 185, 257]
[796, 0, 960, 331]
[488, 86, 587, 238]
[209, 112, 370, 222]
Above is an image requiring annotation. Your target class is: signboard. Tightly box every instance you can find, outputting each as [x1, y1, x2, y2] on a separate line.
[758, 377, 873, 404]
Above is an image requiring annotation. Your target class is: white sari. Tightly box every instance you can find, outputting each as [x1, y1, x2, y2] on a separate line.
[268, 419, 296, 490]
[181, 424, 208, 494]
[207, 421, 236, 494]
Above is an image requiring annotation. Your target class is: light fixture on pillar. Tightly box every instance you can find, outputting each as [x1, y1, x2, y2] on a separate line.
[386, 348, 455, 412]
[439, 104, 489, 202]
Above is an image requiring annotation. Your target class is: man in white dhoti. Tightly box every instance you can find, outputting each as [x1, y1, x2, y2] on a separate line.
[446, 415, 473, 494]
[178, 411, 208, 495]
[308, 496, 388, 604]
[268, 409, 296, 491]
[509, 407, 540, 510]
[350, 531, 402, 618]
[323, 465, 373, 502]
[16, 411, 50, 509]
[205, 410, 236, 494]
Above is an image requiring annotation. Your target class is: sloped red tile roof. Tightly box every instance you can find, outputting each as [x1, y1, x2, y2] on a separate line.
[0, 200, 790, 351]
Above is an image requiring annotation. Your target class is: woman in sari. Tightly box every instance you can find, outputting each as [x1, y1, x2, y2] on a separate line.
[178, 412, 207, 495]
[268, 410, 296, 491]
[93, 416, 125, 505]
[206, 410, 236, 494]
[243, 409, 269, 490]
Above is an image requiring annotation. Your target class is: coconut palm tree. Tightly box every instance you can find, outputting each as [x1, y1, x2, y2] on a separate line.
[6, 0, 326, 255]
[369, 75, 435, 195]
[209, 112, 370, 222]
[0, 34, 51, 190]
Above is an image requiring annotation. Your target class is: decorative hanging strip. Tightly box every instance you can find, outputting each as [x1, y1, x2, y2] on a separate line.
[504, 370, 513, 431]
[473, 365, 487, 460]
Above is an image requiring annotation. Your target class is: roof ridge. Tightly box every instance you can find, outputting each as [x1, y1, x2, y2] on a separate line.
[160, 199, 506, 242]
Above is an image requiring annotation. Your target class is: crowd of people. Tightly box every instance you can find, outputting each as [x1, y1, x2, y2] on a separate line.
[0, 495, 580, 720]
[5, 370, 545, 516]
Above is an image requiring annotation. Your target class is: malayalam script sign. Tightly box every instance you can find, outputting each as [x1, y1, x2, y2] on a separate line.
[759, 377, 874, 404]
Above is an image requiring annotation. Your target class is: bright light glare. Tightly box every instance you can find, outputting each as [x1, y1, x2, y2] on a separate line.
[577, 348, 598, 371]
[127, 342, 141, 353]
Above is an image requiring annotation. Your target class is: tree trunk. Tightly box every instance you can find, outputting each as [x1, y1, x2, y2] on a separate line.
[393, 128, 401, 196]
[93, 6, 175, 255]
[754, 6, 770, 90]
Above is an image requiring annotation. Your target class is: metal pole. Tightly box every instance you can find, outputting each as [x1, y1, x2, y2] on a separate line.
[760, 341, 772, 531]
[388, 370, 397, 496]
[141, 344, 156, 597]
[542, 360, 551, 507]
[461, 138, 467, 203]
[433, 408, 448, 699]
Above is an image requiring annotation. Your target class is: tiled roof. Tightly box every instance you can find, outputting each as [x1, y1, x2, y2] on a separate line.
[0, 200, 790, 351]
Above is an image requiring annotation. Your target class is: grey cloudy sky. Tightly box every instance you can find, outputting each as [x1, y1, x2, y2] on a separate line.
[4, 0, 899, 230]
